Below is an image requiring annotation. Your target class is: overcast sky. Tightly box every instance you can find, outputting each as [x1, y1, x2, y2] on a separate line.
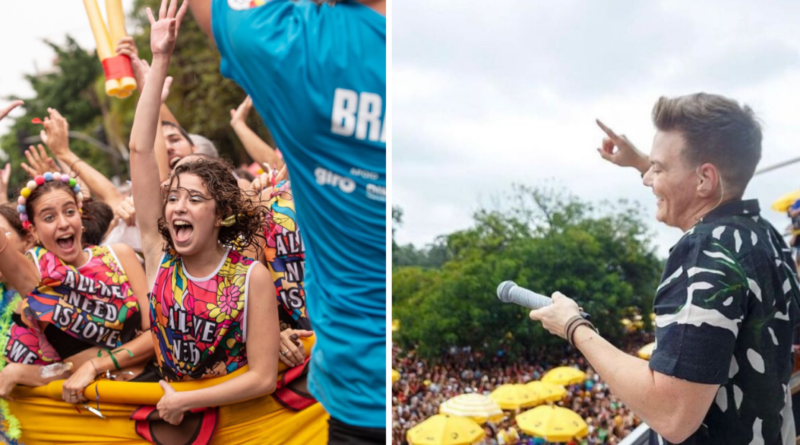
[393, 0, 800, 257]
[0, 0, 136, 136]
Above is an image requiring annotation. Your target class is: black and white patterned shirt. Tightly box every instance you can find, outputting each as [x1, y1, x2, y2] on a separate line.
[648, 199, 799, 445]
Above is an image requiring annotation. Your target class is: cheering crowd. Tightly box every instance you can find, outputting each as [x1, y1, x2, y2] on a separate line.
[392, 331, 653, 445]
[0, 0, 387, 444]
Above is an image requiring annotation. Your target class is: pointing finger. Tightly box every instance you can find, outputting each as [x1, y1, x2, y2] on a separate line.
[595, 119, 619, 140]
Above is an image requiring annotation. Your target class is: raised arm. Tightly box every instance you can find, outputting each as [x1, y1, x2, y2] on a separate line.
[0, 101, 24, 205]
[0, 232, 41, 299]
[187, 0, 213, 41]
[230, 96, 284, 169]
[41, 109, 124, 211]
[116, 38, 173, 183]
[130, 0, 189, 286]
[595, 119, 650, 175]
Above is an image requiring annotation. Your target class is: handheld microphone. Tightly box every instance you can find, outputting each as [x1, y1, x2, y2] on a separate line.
[496, 281, 590, 319]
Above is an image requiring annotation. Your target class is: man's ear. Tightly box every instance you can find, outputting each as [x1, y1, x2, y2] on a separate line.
[696, 163, 721, 197]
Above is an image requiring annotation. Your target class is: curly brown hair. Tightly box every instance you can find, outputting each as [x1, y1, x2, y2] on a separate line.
[157, 157, 267, 252]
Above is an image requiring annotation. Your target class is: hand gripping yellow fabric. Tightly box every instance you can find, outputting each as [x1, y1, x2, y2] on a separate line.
[7, 336, 328, 444]
[82, 0, 137, 98]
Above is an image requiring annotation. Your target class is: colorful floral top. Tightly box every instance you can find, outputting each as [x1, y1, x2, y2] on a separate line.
[149, 248, 257, 382]
[22, 245, 140, 350]
[264, 180, 310, 331]
[0, 283, 60, 366]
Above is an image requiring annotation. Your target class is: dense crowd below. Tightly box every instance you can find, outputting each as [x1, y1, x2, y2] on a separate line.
[392, 331, 654, 445]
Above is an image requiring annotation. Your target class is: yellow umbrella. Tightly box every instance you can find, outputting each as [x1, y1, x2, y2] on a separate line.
[638, 342, 656, 360]
[440, 393, 504, 424]
[489, 384, 542, 410]
[516, 405, 588, 442]
[407, 414, 485, 445]
[392, 319, 401, 332]
[392, 369, 401, 383]
[525, 381, 568, 403]
[541, 367, 586, 386]
[772, 190, 800, 212]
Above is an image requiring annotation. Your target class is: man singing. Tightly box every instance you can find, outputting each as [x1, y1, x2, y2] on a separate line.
[530, 93, 800, 444]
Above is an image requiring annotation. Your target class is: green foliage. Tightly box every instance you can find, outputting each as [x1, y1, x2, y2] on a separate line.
[132, 0, 274, 165]
[0, 3, 275, 197]
[392, 185, 663, 362]
[392, 205, 451, 269]
[0, 37, 116, 193]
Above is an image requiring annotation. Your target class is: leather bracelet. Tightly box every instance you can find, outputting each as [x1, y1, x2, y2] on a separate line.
[68, 158, 84, 173]
[563, 315, 584, 341]
[569, 319, 598, 347]
[88, 359, 102, 377]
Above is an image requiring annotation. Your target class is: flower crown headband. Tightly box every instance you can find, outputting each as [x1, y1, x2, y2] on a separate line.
[17, 172, 83, 230]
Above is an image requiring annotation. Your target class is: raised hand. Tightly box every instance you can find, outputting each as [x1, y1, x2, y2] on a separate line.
[147, 0, 190, 57]
[116, 37, 146, 88]
[41, 108, 71, 158]
[595, 119, 649, 174]
[114, 196, 137, 227]
[0, 163, 10, 204]
[0, 101, 23, 122]
[115, 36, 139, 61]
[128, 58, 173, 104]
[251, 163, 288, 192]
[21, 144, 60, 178]
[230, 96, 253, 128]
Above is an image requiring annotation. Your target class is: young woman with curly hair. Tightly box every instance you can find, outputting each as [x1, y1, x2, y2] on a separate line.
[128, 1, 295, 432]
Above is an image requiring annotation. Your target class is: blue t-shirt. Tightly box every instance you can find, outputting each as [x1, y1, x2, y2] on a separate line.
[212, 0, 386, 428]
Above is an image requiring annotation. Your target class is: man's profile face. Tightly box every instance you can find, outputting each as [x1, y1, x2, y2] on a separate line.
[644, 130, 698, 229]
[163, 125, 194, 170]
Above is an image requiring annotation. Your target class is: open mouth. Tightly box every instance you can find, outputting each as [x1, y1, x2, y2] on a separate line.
[56, 234, 75, 251]
[173, 220, 194, 244]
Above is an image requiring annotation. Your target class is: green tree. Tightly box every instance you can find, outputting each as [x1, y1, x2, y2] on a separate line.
[0, 37, 117, 194]
[131, 0, 275, 165]
[1, 5, 275, 197]
[392, 185, 663, 361]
